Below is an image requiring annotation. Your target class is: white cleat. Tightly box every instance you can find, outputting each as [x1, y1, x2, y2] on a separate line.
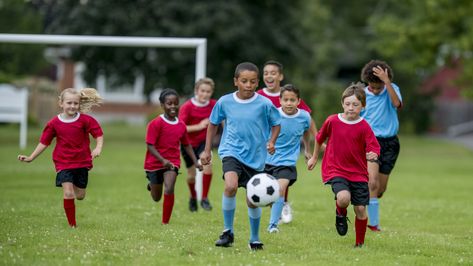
[281, 202, 293, 224]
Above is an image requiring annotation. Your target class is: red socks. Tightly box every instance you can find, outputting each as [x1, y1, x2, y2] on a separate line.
[336, 202, 347, 216]
[63, 198, 76, 227]
[355, 217, 368, 245]
[162, 193, 175, 224]
[202, 174, 212, 199]
[187, 181, 197, 199]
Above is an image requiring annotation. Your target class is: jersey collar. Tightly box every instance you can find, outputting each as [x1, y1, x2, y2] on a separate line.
[58, 112, 80, 123]
[337, 113, 363, 124]
[278, 107, 300, 118]
[263, 87, 281, 97]
[160, 114, 179, 125]
[191, 97, 210, 107]
[232, 91, 258, 104]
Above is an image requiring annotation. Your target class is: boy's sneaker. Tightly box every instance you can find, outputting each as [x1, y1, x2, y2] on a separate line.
[268, 224, 279, 233]
[281, 202, 293, 224]
[215, 229, 234, 247]
[189, 198, 198, 212]
[248, 241, 264, 251]
[367, 224, 381, 232]
[335, 211, 349, 236]
[200, 198, 212, 211]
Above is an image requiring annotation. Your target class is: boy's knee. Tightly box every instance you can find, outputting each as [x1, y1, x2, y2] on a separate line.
[151, 194, 162, 202]
[63, 191, 75, 199]
[163, 187, 174, 195]
[76, 195, 85, 200]
[354, 205, 367, 219]
[336, 191, 351, 206]
[224, 185, 237, 197]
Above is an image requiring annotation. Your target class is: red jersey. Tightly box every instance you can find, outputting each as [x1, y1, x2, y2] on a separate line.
[257, 88, 312, 113]
[40, 113, 103, 172]
[144, 115, 189, 171]
[316, 114, 380, 183]
[178, 98, 216, 147]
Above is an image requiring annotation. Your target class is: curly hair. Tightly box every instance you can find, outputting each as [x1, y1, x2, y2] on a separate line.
[361, 60, 393, 83]
[341, 82, 366, 107]
[59, 88, 102, 113]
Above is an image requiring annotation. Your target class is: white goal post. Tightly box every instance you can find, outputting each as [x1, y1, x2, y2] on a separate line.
[0, 34, 207, 81]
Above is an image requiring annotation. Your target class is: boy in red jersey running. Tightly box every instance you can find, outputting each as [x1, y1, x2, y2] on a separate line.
[257, 60, 317, 224]
[308, 83, 380, 247]
[145, 89, 202, 224]
[18, 88, 103, 228]
[179, 78, 217, 212]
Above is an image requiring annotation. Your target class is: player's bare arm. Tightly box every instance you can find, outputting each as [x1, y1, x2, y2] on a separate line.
[147, 143, 174, 169]
[91, 136, 103, 159]
[267, 125, 281, 155]
[200, 123, 218, 165]
[17, 143, 48, 163]
[373, 66, 401, 108]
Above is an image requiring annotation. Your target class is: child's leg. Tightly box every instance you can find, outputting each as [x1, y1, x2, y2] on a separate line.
[73, 186, 86, 200]
[269, 179, 289, 229]
[222, 171, 239, 232]
[247, 198, 262, 243]
[186, 165, 197, 200]
[162, 170, 178, 224]
[367, 162, 380, 228]
[336, 190, 351, 216]
[202, 164, 213, 200]
[354, 205, 368, 246]
[62, 182, 76, 227]
[150, 184, 163, 202]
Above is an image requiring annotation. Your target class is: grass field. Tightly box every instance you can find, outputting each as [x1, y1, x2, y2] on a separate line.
[1, 123, 472, 265]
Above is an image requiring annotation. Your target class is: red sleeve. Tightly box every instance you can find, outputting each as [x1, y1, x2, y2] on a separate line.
[180, 124, 190, 145]
[316, 116, 331, 144]
[298, 99, 312, 114]
[146, 119, 160, 145]
[179, 101, 191, 125]
[39, 120, 56, 145]
[364, 124, 381, 155]
[87, 116, 103, 138]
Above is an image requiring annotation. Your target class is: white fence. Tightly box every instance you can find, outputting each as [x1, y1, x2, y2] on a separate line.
[0, 84, 28, 149]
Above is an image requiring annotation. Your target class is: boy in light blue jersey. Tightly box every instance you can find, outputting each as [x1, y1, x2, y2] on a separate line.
[360, 60, 402, 232]
[200, 62, 281, 251]
[265, 84, 312, 233]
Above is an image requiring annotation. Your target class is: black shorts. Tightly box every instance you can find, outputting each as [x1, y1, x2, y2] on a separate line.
[264, 164, 297, 186]
[56, 168, 89, 189]
[222, 156, 262, 188]
[146, 168, 179, 185]
[181, 142, 206, 168]
[327, 177, 369, 206]
[377, 136, 400, 175]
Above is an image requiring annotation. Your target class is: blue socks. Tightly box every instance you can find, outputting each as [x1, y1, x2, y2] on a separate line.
[367, 197, 379, 226]
[248, 207, 262, 243]
[269, 196, 284, 228]
[222, 194, 236, 233]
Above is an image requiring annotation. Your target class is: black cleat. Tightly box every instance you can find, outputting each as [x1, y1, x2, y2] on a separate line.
[248, 241, 264, 251]
[335, 211, 349, 236]
[200, 198, 213, 211]
[215, 229, 234, 247]
[189, 198, 198, 212]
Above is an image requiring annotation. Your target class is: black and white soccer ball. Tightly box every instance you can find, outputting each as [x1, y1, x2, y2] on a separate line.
[246, 173, 280, 207]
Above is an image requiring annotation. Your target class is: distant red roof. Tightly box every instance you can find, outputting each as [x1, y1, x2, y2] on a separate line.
[421, 60, 463, 100]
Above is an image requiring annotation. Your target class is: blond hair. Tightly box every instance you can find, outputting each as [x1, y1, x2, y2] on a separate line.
[341, 82, 366, 107]
[59, 88, 103, 113]
[194, 77, 215, 91]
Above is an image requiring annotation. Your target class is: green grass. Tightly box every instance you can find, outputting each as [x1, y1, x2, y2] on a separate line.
[1, 124, 472, 265]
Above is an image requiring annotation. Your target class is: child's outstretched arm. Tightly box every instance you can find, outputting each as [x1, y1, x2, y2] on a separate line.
[267, 125, 281, 155]
[200, 123, 218, 165]
[302, 129, 312, 161]
[91, 136, 103, 159]
[373, 66, 401, 108]
[18, 143, 48, 163]
[307, 140, 321, 170]
[183, 144, 203, 171]
[147, 144, 175, 169]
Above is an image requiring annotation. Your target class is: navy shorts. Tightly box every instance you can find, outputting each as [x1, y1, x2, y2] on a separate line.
[181, 142, 206, 168]
[222, 157, 262, 188]
[56, 168, 89, 189]
[264, 164, 297, 186]
[377, 136, 400, 175]
[146, 168, 179, 185]
[327, 177, 369, 206]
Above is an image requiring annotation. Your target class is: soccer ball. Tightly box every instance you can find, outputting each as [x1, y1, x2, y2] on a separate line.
[246, 173, 280, 207]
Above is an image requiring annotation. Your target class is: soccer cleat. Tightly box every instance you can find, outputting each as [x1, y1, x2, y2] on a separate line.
[215, 229, 234, 247]
[189, 198, 198, 212]
[200, 198, 213, 211]
[248, 241, 264, 251]
[367, 224, 381, 232]
[354, 243, 363, 248]
[335, 211, 349, 236]
[281, 202, 293, 224]
[268, 224, 279, 233]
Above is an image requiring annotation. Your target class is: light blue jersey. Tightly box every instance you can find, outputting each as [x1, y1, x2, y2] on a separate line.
[210, 92, 281, 171]
[266, 108, 311, 166]
[361, 83, 402, 137]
